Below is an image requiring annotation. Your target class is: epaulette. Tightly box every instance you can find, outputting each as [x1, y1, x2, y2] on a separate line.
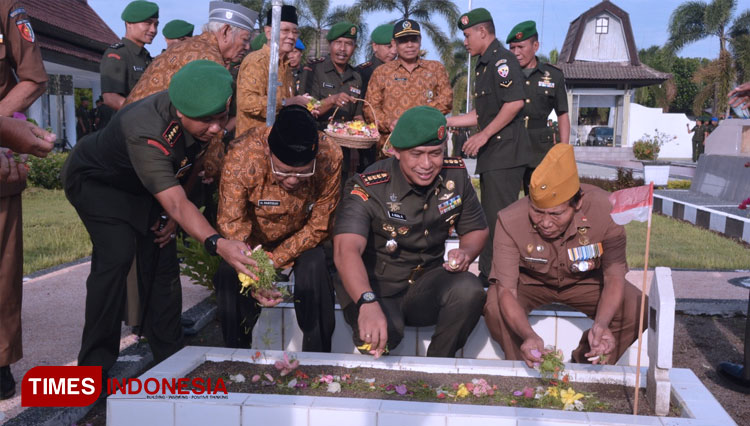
[442, 157, 465, 169]
[359, 170, 390, 186]
[303, 57, 324, 72]
[542, 62, 562, 72]
[108, 42, 125, 49]
[356, 61, 372, 69]
[162, 121, 183, 148]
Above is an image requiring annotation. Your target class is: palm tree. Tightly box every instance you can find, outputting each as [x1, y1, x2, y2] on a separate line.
[231, 0, 270, 29]
[355, 0, 460, 66]
[667, 0, 750, 115]
[294, 0, 367, 59]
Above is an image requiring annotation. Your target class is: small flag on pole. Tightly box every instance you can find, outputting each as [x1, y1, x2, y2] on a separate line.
[609, 183, 654, 225]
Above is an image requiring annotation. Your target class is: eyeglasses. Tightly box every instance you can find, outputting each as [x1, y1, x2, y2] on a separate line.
[270, 158, 316, 178]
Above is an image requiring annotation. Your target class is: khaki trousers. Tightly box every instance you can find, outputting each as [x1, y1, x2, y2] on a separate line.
[0, 192, 23, 366]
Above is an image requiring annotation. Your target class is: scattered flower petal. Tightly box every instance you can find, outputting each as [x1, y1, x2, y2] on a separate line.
[229, 374, 246, 383]
[327, 382, 342, 393]
[395, 384, 408, 395]
[251, 375, 260, 383]
[287, 379, 297, 388]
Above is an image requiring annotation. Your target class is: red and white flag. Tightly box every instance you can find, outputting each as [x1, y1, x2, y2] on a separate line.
[608, 183, 654, 225]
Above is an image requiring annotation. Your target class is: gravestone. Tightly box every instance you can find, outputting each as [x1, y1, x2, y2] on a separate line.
[691, 119, 750, 203]
[647, 267, 675, 416]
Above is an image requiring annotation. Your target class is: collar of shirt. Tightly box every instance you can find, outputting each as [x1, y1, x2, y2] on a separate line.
[323, 55, 355, 79]
[395, 57, 426, 72]
[477, 38, 503, 66]
[389, 158, 444, 202]
[122, 37, 148, 58]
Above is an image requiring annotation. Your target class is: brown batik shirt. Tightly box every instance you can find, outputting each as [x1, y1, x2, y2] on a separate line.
[364, 58, 452, 136]
[217, 127, 342, 268]
[236, 44, 294, 135]
[123, 32, 225, 105]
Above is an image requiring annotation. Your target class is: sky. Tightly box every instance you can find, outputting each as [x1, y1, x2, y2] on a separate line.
[88, 0, 723, 63]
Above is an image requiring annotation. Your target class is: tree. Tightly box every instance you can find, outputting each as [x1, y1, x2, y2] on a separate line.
[548, 48, 559, 65]
[667, 0, 750, 116]
[294, 0, 366, 59]
[355, 0, 460, 66]
[635, 46, 677, 112]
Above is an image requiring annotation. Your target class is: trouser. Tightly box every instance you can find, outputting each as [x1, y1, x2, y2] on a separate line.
[692, 140, 701, 162]
[214, 245, 335, 352]
[75, 212, 184, 371]
[342, 267, 486, 357]
[0, 193, 23, 366]
[478, 166, 526, 282]
[483, 281, 647, 364]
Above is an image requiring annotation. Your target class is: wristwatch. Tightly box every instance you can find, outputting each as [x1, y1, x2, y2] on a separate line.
[356, 291, 378, 309]
[203, 234, 222, 256]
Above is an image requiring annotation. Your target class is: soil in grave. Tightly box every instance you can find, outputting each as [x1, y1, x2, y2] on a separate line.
[187, 361, 679, 417]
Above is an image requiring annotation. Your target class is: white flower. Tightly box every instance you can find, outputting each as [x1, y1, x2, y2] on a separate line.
[363, 378, 376, 384]
[574, 400, 584, 411]
[229, 374, 246, 383]
[327, 382, 342, 393]
[288, 379, 298, 388]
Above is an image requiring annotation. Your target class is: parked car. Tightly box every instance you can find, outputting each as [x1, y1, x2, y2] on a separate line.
[586, 126, 614, 146]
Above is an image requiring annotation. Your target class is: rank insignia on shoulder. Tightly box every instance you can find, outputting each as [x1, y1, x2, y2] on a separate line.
[109, 42, 124, 49]
[307, 57, 325, 66]
[350, 184, 369, 201]
[442, 157, 465, 169]
[107, 53, 121, 60]
[147, 139, 170, 156]
[499, 80, 513, 88]
[162, 121, 182, 147]
[360, 171, 390, 186]
[356, 61, 372, 69]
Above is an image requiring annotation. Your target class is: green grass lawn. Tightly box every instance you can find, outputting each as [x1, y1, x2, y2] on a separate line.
[21, 187, 91, 275]
[19, 188, 750, 275]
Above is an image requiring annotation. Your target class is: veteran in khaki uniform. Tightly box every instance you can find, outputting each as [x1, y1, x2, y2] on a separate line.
[447, 8, 530, 286]
[507, 21, 570, 195]
[214, 105, 342, 351]
[100, 0, 159, 111]
[236, 6, 308, 134]
[62, 61, 255, 376]
[484, 144, 646, 367]
[365, 20, 453, 155]
[333, 106, 488, 358]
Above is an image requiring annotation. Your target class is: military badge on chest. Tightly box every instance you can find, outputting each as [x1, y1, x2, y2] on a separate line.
[538, 71, 555, 88]
[567, 229, 604, 272]
[386, 193, 401, 212]
[175, 157, 192, 179]
[438, 195, 462, 215]
[383, 223, 409, 253]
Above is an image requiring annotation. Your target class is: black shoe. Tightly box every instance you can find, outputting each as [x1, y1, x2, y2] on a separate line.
[0, 366, 16, 400]
[718, 362, 750, 393]
[181, 315, 195, 327]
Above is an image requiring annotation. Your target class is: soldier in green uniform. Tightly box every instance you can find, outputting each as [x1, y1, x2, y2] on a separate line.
[333, 106, 488, 358]
[62, 61, 254, 376]
[507, 21, 570, 195]
[356, 24, 396, 99]
[289, 39, 306, 95]
[100, 0, 159, 111]
[447, 8, 530, 286]
[162, 19, 194, 49]
[687, 118, 705, 162]
[301, 21, 364, 182]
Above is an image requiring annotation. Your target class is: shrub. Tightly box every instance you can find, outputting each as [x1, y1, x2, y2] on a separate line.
[632, 129, 676, 161]
[177, 235, 220, 290]
[580, 168, 644, 192]
[27, 152, 68, 189]
[667, 179, 692, 189]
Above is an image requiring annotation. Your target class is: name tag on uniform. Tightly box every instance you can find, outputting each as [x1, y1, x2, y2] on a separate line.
[258, 200, 281, 207]
[322, 82, 335, 88]
[538, 81, 555, 88]
[438, 195, 462, 215]
[349, 87, 361, 95]
[388, 211, 407, 221]
[523, 257, 548, 264]
[133, 66, 144, 72]
[175, 163, 192, 179]
[394, 77, 407, 81]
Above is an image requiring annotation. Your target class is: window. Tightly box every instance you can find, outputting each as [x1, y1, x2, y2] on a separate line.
[595, 17, 609, 34]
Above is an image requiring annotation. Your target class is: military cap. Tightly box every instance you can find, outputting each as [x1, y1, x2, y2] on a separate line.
[265, 5, 298, 26]
[168, 60, 233, 118]
[506, 20, 537, 44]
[529, 144, 580, 209]
[295, 39, 306, 50]
[327, 22, 358, 41]
[393, 19, 420, 39]
[371, 24, 393, 45]
[457, 8, 492, 30]
[390, 106, 447, 149]
[268, 105, 319, 167]
[251, 33, 267, 51]
[209, 1, 258, 32]
[162, 19, 194, 39]
[121, 1, 158, 23]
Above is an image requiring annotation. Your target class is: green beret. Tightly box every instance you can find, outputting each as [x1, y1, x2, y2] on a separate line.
[371, 24, 393, 45]
[121, 1, 159, 23]
[327, 21, 357, 41]
[457, 8, 492, 30]
[162, 20, 194, 39]
[390, 106, 447, 149]
[506, 21, 537, 44]
[251, 33, 266, 51]
[168, 60, 233, 118]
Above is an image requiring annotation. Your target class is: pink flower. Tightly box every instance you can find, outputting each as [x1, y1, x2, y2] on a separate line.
[523, 387, 535, 398]
[274, 353, 300, 376]
[530, 349, 542, 359]
[264, 373, 274, 382]
[465, 382, 474, 392]
[320, 374, 334, 384]
[452, 383, 460, 391]
[395, 384, 408, 395]
[513, 390, 522, 396]
[251, 375, 261, 383]
[437, 392, 446, 399]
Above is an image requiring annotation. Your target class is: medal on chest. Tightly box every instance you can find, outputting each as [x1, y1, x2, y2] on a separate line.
[386, 193, 402, 212]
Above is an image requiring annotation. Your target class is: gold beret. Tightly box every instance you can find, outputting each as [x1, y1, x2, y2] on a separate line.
[529, 144, 580, 209]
